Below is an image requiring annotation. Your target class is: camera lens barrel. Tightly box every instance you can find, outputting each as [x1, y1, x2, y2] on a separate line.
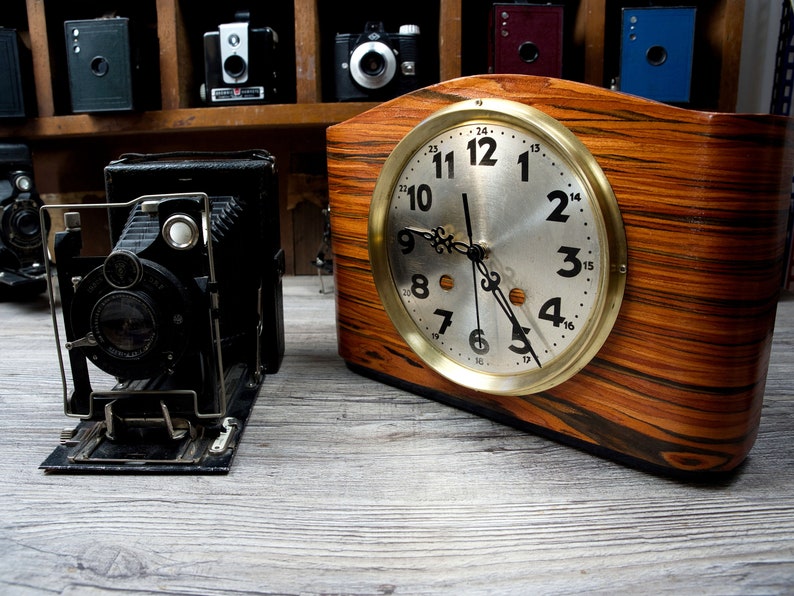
[349, 41, 397, 90]
[91, 290, 159, 360]
[1, 196, 43, 253]
[71, 256, 195, 379]
[223, 54, 247, 79]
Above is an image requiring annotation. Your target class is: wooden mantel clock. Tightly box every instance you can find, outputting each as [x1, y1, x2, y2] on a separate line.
[326, 75, 794, 475]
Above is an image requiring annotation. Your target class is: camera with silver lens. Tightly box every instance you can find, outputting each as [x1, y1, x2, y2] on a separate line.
[41, 150, 284, 473]
[334, 21, 421, 101]
[202, 10, 279, 105]
[0, 143, 49, 299]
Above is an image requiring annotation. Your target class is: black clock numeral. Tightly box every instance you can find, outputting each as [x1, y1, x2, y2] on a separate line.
[469, 328, 490, 355]
[546, 189, 570, 222]
[467, 137, 498, 167]
[538, 297, 566, 328]
[516, 145, 541, 182]
[397, 229, 415, 254]
[432, 151, 455, 179]
[517, 151, 529, 182]
[410, 274, 430, 299]
[557, 246, 583, 278]
[508, 324, 533, 355]
[407, 184, 432, 211]
[434, 308, 453, 335]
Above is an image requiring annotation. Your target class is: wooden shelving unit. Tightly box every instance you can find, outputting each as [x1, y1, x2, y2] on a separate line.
[0, 0, 745, 273]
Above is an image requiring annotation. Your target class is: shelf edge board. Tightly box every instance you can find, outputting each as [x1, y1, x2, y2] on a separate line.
[0, 103, 379, 140]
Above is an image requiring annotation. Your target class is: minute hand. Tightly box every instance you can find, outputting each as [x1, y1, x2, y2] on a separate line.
[472, 256, 542, 368]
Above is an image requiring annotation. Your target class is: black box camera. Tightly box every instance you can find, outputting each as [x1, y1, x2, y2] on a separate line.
[202, 11, 279, 105]
[40, 150, 285, 473]
[64, 16, 160, 113]
[0, 28, 36, 118]
[334, 21, 421, 101]
[0, 143, 49, 298]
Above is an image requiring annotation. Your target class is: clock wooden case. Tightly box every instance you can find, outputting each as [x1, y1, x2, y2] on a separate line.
[326, 75, 794, 475]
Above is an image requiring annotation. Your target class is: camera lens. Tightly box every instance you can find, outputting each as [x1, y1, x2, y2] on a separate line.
[3, 199, 43, 251]
[518, 42, 540, 64]
[349, 41, 397, 90]
[71, 256, 194, 379]
[224, 55, 247, 79]
[90, 56, 110, 77]
[92, 292, 157, 359]
[11, 209, 40, 241]
[646, 45, 668, 67]
[361, 51, 386, 76]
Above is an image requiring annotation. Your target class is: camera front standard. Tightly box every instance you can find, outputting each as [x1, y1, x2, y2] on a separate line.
[334, 21, 421, 101]
[40, 150, 284, 473]
[202, 11, 279, 105]
[0, 143, 49, 298]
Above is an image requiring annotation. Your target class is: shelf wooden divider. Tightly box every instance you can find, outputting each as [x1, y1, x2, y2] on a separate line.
[26, 0, 54, 118]
[439, 0, 462, 82]
[295, 0, 322, 104]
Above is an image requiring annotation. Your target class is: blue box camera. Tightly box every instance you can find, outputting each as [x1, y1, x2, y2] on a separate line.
[619, 7, 696, 103]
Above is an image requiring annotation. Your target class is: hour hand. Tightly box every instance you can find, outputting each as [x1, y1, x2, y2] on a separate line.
[397, 226, 470, 256]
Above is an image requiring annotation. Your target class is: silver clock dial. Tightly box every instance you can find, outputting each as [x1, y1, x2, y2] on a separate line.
[369, 99, 627, 395]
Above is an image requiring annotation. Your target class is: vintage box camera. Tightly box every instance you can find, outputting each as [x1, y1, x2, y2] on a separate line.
[334, 21, 421, 101]
[0, 28, 36, 118]
[202, 11, 279, 105]
[617, 7, 697, 103]
[64, 16, 159, 113]
[489, 3, 564, 77]
[40, 150, 284, 473]
[0, 143, 49, 298]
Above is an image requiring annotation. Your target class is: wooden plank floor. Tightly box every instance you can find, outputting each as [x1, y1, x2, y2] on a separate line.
[1, 275, 792, 594]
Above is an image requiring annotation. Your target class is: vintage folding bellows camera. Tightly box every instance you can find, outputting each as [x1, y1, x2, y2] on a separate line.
[202, 10, 279, 105]
[334, 21, 421, 101]
[40, 150, 284, 473]
[0, 143, 49, 298]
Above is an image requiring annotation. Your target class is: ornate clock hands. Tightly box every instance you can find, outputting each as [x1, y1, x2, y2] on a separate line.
[398, 194, 542, 368]
[400, 226, 471, 256]
[470, 256, 541, 366]
[460, 193, 541, 368]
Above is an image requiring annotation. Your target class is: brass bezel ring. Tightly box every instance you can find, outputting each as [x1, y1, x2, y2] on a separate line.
[369, 97, 628, 395]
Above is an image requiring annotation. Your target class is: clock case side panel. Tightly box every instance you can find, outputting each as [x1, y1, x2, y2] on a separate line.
[326, 74, 794, 475]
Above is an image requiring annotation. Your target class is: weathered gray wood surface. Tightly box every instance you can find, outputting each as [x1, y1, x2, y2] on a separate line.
[1, 276, 792, 595]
